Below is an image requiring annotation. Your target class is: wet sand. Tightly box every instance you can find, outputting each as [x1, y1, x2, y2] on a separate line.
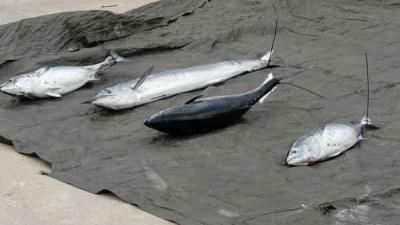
[0, 1, 169, 225]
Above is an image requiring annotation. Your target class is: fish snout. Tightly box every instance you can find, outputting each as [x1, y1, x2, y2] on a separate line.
[285, 147, 310, 166]
[91, 95, 124, 110]
[0, 80, 19, 95]
[0, 82, 7, 88]
[286, 154, 312, 166]
[144, 114, 161, 128]
[285, 156, 298, 166]
[144, 119, 153, 127]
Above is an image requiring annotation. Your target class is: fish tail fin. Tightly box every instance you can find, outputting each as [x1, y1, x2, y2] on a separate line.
[88, 50, 131, 73]
[89, 74, 101, 81]
[361, 49, 379, 130]
[261, 18, 278, 65]
[261, 72, 275, 86]
[258, 73, 276, 104]
[261, 50, 273, 61]
[360, 116, 379, 130]
[109, 50, 130, 63]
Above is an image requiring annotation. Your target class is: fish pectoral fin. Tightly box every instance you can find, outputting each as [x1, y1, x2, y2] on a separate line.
[184, 95, 203, 104]
[10, 96, 21, 107]
[44, 91, 62, 98]
[18, 93, 36, 100]
[151, 95, 167, 100]
[131, 66, 154, 90]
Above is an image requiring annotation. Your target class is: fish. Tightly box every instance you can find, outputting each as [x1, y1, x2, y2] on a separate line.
[89, 20, 279, 110]
[144, 73, 279, 134]
[0, 50, 126, 99]
[144, 73, 326, 135]
[286, 49, 378, 166]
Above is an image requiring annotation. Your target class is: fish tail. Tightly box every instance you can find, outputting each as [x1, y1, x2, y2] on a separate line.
[260, 18, 278, 64]
[260, 50, 273, 61]
[261, 72, 275, 86]
[361, 49, 379, 130]
[360, 116, 379, 130]
[109, 50, 130, 63]
[258, 73, 277, 104]
[89, 73, 101, 81]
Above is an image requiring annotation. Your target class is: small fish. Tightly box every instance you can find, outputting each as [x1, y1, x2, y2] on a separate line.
[0, 50, 126, 99]
[89, 20, 279, 110]
[286, 50, 378, 166]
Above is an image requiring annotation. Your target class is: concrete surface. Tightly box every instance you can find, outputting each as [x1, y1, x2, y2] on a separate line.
[0, 1, 171, 225]
[0, 144, 171, 225]
[0, 0, 159, 25]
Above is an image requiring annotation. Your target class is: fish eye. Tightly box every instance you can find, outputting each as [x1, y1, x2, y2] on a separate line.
[106, 89, 112, 94]
[292, 150, 297, 153]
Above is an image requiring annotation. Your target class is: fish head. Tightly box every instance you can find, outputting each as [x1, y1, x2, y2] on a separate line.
[144, 107, 182, 132]
[91, 87, 136, 110]
[144, 112, 163, 129]
[286, 144, 312, 166]
[0, 78, 24, 95]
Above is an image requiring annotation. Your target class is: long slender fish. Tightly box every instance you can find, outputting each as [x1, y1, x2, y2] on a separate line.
[286, 50, 378, 166]
[89, 20, 279, 110]
[91, 51, 274, 110]
[0, 51, 126, 99]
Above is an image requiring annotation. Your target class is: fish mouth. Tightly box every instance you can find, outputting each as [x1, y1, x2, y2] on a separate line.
[286, 156, 311, 166]
[144, 116, 159, 128]
[0, 87, 16, 96]
[82, 95, 115, 105]
[144, 119, 152, 127]
[90, 95, 124, 110]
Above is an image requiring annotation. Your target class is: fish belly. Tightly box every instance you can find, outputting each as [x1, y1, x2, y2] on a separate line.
[319, 124, 360, 160]
[40, 67, 92, 95]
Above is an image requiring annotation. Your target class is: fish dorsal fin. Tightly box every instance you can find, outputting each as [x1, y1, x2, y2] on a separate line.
[131, 66, 154, 90]
[33, 66, 49, 76]
[185, 95, 203, 104]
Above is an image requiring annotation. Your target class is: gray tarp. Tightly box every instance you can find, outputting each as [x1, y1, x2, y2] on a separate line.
[1, 0, 400, 224]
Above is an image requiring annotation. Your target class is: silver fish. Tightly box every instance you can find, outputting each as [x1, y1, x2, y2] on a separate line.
[286, 50, 377, 166]
[90, 19, 279, 110]
[286, 119, 370, 166]
[0, 51, 126, 98]
[90, 51, 273, 110]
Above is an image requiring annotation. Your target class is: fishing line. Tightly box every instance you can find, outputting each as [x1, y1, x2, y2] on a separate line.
[363, 48, 370, 119]
[267, 18, 278, 68]
[279, 82, 326, 99]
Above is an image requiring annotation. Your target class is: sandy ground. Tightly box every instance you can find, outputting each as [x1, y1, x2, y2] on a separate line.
[0, 0, 159, 25]
[0, 1, 170, 225]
